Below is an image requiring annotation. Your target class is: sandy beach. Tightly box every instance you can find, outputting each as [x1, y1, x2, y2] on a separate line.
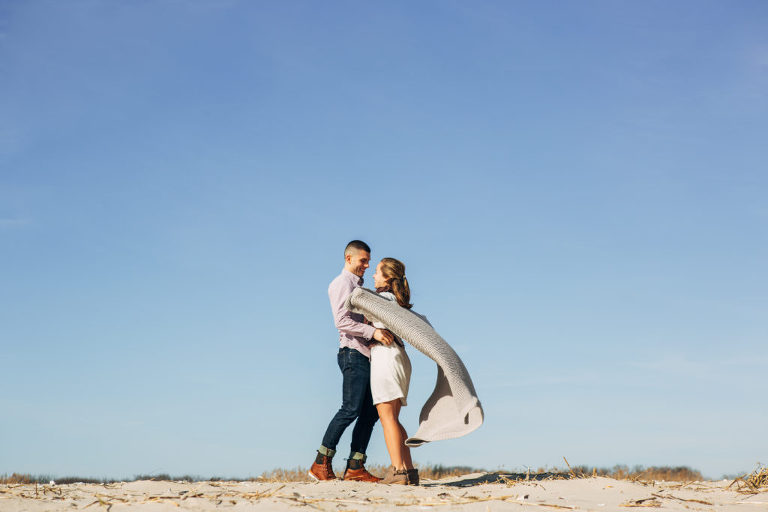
[2, 473, 766, 511]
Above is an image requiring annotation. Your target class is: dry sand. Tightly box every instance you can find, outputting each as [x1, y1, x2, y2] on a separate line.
[2, 473, 766, 511]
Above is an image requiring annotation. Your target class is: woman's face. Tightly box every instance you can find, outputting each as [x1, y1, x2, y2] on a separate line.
[373, 262, 387, 289]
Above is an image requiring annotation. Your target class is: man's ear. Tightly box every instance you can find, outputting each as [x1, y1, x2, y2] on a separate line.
[344, 253, 351, 264]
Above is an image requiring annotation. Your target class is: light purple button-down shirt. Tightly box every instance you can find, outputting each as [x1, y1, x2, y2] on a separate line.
[328, 269, 376, 358]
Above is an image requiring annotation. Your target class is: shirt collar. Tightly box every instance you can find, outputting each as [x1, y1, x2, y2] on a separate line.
[342, 268, 364, 285]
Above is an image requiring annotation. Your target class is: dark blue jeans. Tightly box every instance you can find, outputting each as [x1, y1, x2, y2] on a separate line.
[321, 347, 379, 456]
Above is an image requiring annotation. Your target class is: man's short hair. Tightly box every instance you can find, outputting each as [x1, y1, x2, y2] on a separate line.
[345, 240, 371, 256]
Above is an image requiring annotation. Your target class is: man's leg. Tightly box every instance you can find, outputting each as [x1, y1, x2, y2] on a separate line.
[320, 348, 369, 450]
[350, 374, 379, 455]
[311, 348, 368, 481]
[341, 349, 381, 482]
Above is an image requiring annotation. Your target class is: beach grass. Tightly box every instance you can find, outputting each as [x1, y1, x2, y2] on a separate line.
[1, 463, 718, 485]
[0, 465, 480, 485]
[728, 464, 768, 493]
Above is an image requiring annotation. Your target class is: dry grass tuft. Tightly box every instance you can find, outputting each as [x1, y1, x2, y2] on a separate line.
[254, 464, 481, 482]
[561, 458, 703, 482]
[255, 467, 311, 482]
[747, 466, 768, 489]
[133, 474, 201, 482]
[0, 473, 119, 485]
[0, 473, 36, 484]
[729, 464, 768, 493]
[1, 463, 711, 486]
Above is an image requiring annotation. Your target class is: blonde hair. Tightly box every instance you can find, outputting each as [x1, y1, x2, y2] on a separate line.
[379, 257, 412, 309]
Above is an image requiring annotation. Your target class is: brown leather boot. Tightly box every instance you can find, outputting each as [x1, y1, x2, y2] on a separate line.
[308, 453, 337, 481]
[342, 458, 381, 482]
[407, 468, 419, 486]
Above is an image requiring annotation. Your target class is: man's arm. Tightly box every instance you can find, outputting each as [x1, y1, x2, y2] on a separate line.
[335, 307, 377, 340]
[329, 279, 377, 340]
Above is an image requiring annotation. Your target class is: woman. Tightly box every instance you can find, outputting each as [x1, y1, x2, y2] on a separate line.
[370, 257, 418, 485]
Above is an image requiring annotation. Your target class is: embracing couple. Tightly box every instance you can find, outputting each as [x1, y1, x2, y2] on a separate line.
[309, 240, 418, 486]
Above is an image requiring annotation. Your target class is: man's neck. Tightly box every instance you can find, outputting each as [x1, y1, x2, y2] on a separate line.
[344, 267, 362, 279]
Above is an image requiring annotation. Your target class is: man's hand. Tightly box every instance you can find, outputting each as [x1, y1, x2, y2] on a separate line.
[373, 328, 395, 346]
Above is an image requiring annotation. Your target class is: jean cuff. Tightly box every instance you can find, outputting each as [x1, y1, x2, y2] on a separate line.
[318, 446, 336, 458]
[349, 452, 366, 462]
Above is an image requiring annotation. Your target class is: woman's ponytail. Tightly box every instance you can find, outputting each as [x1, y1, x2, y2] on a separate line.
[381, 258, 412, 309]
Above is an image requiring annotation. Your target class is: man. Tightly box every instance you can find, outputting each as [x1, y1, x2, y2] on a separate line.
[309, 240, 395, 482]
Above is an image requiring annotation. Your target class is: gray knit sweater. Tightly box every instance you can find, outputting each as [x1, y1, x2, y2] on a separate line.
[346, 287, 484, 446]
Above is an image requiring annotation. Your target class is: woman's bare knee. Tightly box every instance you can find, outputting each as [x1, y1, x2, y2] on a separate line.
[376, 403, 395, 419]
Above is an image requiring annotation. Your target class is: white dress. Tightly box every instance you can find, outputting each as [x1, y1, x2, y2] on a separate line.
[370, 291, 412, 406]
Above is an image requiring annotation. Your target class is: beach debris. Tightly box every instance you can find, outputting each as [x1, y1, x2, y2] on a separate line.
[0, 472, 755, 510]
[620, 497, 662, 507]
[651, 491, 713, 505]
[728, 464, 768, 494]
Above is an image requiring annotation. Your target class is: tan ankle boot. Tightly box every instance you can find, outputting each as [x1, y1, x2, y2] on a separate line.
[381, 466, 408, 485]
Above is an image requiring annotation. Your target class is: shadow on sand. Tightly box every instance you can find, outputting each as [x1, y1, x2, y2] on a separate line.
[425, 471, 572, 488]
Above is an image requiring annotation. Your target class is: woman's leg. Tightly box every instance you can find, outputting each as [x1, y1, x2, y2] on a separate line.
[376, 399, 408, 469]
[397, 422, 414, 470]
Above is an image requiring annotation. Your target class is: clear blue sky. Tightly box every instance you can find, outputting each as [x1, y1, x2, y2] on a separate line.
[1, 1, 766, 480]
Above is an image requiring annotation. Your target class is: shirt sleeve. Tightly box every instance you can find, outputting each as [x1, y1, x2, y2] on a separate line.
[328, 278, 377, 340]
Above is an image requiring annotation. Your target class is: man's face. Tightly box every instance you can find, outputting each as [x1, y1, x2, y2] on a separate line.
[346, 250, 371, 277]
